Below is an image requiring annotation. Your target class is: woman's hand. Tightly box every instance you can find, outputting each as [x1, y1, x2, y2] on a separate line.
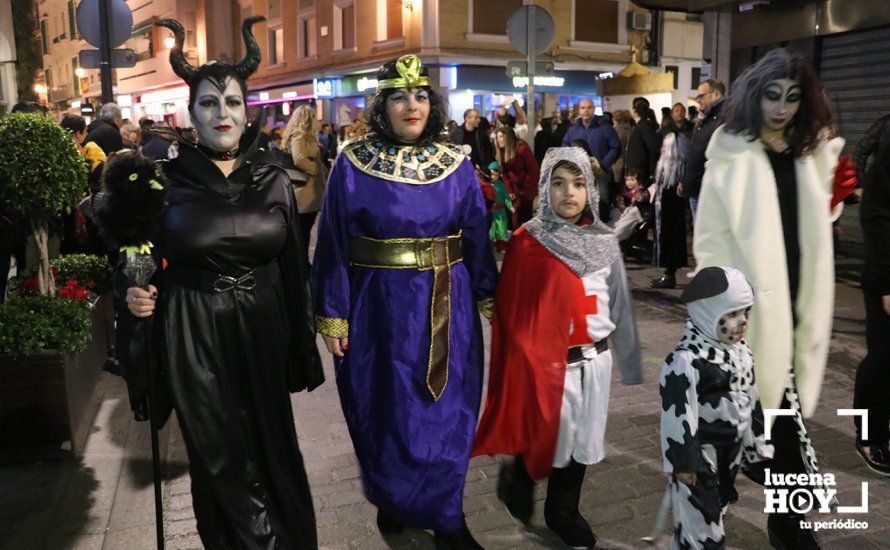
[322, 334, 349, 357]
[883, 295, 890, 315]
[126, 285, 158, 318]
[674, 472, 697, 486]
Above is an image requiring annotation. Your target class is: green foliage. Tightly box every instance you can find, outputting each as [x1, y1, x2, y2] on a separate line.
[0, 113, 89, 224]
[11, 0, 42, 103]
[52, 254, 113, 294]
[0, 295, 92, 357]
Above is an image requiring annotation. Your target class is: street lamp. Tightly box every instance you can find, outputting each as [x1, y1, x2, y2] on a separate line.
[165, 35, 176, 49]
[34, 83, 46, 95]
[75, 67, 86, 78]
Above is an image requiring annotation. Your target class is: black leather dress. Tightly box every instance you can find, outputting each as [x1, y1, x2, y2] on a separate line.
[123, 124, 324, 549]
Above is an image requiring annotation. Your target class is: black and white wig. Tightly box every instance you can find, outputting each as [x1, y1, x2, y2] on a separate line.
[365, 58, 450, 146]
[722, 48, 834, 157]
[155, 17, 265, 109]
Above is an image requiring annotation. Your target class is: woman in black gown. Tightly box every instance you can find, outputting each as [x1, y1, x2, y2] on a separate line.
[121, 17, 324, 549]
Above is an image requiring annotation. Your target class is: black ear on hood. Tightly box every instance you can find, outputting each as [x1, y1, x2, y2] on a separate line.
[681, 266, 729, 304]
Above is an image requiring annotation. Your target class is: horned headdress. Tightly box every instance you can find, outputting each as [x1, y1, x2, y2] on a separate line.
[155, 16, 265, 86]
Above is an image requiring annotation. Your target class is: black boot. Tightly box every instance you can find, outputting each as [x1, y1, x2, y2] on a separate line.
[544, 460, 597, 549]
[767, 512, 821, 550]
[496, 456, 534, 525]
[433, 517, 484, 550]
[376, 508, 404, 536]
[650, 270, 676, 289]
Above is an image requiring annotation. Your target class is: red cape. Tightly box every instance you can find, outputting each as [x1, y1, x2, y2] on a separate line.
[472, 228, 583, 480]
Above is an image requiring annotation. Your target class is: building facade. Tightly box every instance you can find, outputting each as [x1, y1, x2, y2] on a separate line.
[0, 0, 17, 112]
[34, 1, 705, 128]
[242, 0, 704, 126]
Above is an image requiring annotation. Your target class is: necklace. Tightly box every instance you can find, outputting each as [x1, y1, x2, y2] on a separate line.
[197, 143, 239, 160]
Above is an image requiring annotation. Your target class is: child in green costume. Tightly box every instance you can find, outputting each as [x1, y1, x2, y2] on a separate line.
[488, 161, 515, 251]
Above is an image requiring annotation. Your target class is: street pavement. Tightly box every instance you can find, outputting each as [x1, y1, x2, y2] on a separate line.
[1, 255, 887, 550]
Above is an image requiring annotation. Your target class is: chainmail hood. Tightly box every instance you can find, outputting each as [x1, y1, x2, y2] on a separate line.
[524, 147, 621, 277]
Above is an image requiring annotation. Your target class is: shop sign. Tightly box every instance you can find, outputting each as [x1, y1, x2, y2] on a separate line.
[314, 78, 337, 98]
[357, 77, 378, 93]
[512, 75, 565, 88]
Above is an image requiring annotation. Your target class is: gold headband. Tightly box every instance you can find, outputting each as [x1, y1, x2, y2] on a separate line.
[377, 55, 430, 91]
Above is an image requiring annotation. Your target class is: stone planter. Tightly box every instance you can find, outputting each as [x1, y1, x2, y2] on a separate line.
[0, 294, 114, 458]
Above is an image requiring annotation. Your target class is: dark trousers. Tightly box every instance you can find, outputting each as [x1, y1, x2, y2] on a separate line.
[544, 459, 588, 520]
[854, 288, 890, 446]
[299, 211, 319, 266]
[768, 393, 809, 475]
[509, 456, 587, 517]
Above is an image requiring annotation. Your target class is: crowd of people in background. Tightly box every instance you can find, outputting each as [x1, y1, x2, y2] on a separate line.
[2, 45, 889, 547]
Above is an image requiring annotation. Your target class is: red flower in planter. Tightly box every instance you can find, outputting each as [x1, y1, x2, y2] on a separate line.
[58, 279, 91, 303]
[20, 277, 40, 295]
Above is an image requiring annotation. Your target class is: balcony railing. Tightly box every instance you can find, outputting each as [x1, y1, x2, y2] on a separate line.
[49, 84, 74, 103]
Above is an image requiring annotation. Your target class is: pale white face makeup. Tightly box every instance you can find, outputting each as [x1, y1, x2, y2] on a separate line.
[191, 77, 247, 153]
[385, 87, 430, 143]
[549, 166, 588, 224]
[717, 306, 751, 345]
[760, 78, 801, 132]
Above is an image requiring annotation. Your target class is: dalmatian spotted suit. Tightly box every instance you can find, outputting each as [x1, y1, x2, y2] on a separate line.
[660, 267, 773, 549]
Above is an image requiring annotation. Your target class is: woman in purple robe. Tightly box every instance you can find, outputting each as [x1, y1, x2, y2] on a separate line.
[312, 55, 498, 548]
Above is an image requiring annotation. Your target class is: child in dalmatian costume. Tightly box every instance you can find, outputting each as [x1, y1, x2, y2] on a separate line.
[660, 266, 773, 549]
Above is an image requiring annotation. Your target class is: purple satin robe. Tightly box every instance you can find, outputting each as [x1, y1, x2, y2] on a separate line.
[312, 149, 498, 532]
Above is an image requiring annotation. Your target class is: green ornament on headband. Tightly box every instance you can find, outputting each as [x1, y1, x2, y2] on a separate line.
[377, 55, 430, 91]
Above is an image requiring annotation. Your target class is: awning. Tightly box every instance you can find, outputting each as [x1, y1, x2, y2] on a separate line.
[631, 0, 740, 12]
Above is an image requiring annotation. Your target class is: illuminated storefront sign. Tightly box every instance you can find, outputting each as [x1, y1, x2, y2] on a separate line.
[356, 77, 378, 92]
[314, 78, 337, 98]
[511, 76, 566, 88]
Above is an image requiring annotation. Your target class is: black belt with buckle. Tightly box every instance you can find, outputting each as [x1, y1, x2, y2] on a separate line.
[166, 263, 277, 294]
[567, 340, 609, 364]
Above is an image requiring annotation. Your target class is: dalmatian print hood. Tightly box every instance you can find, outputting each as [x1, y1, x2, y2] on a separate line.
[681, 266, 754, 344]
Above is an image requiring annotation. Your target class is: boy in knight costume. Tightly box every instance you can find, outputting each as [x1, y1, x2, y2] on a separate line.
[660, 266, 773, 549]
[472, 147, 641, 549]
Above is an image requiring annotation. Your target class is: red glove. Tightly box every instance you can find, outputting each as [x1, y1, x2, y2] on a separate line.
[831, 154, 856, 210]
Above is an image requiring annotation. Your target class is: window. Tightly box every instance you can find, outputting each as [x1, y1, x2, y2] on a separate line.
[40, 20, 48, 54]
[334, 0, 355, 51]
[574, 0, 619, 44]
[67, 0, 76, 38]
[471, 0, 522, 35]
[298, 14, 317, 58]
[129, 23, 154, 62]
[44, 69, 52, 89]
[665, 64, 679, 89]
[269, 25, 284, 64]
[387, 0, 402, 39]
[691, 67, 702, 89]
[72, 57, 80, 95]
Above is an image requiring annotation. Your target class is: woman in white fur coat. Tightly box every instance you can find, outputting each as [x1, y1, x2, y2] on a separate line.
[693, 48, 853, 550]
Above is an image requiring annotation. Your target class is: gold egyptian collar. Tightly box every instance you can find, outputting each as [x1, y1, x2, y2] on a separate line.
[343, 134, 465, 185]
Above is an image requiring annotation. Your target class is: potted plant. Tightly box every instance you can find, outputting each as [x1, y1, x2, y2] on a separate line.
[0, 113, 108, 458]
[0, 112, 88, 296]
[0, 254, 114, 457]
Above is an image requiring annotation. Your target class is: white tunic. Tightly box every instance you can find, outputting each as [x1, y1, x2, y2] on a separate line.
[553, 259, 640, 467]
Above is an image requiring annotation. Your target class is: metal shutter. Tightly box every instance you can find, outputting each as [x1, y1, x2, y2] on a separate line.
[819, 26, 890, 257]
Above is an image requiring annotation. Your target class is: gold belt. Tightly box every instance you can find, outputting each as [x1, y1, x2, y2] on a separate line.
[349, 234, 463, 401]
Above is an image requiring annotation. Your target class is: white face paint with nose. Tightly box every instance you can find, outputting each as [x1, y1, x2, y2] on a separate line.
[760, 78, 801, 132]
[191, 77, 247, 153]
[717, 307, 751, 345]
